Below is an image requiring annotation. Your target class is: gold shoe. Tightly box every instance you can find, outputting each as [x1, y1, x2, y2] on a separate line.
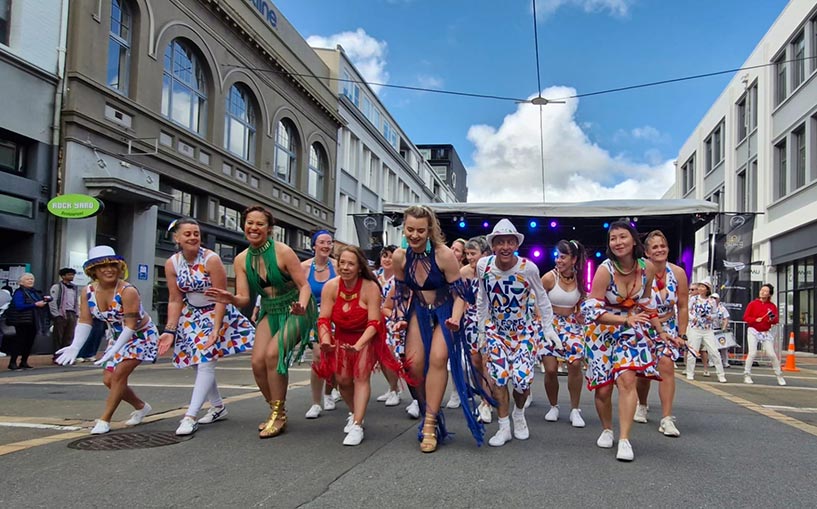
[420, 413, 437, 453]
[258, 400, 273, 431]
[259, 400, 287, 439]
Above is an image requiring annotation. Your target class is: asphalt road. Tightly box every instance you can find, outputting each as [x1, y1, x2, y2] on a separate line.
[1, 355, 816, 508]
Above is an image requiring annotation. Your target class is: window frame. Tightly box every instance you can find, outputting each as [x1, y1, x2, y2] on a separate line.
[775, 139, 788, 200]
[791, 31, 805, 90]
[307, 143, 326, 201]
[0, 0, 11, 46]
[107, 0, 132, 94]
[223, 83, 257, 163]
[775, 53, 787, 106]
[794, 125, 806, 189]
[273, 119, 298, 186]
[161, 39, 208, 135]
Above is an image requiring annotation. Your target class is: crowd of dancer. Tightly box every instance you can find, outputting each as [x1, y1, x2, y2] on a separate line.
[51, 204, 786, 461]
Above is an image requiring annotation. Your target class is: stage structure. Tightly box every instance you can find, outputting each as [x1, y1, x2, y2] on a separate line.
[380, 199, 718, 281]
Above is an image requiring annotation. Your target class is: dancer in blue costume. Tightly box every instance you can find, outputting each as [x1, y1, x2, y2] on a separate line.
[391, 205, 491, 453]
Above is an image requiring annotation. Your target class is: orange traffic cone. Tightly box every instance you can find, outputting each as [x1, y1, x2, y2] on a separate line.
[782, 332, 800, 372]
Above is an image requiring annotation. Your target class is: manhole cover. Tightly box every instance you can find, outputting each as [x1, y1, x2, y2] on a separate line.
[67, 431, 193, 451]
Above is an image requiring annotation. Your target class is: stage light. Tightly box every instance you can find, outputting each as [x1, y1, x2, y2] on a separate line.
[483, 221, 490, 228]
[595, 251, 602, 258]
[530, 220, 537, 228]
[586, 260, 594, 292]
[549, 220, 557, 228]
[514, 251, 519, 256]
[458, 221, 466, 228]
[532, 249, 542, 258]
[552, 249, 559, 258]
[603, 222, 609, 229]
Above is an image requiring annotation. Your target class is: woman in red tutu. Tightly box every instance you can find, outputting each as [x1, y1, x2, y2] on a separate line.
[314, 246, 401, 446]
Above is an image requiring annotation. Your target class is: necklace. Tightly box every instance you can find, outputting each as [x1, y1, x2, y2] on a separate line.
[248, 239, 272, 256]
[313, 259, 329, 273]
[654, 266, 667, 290]
[557, 269, 575, 282]
[613, 259, 637, 276]
[339, 279, 359, 302]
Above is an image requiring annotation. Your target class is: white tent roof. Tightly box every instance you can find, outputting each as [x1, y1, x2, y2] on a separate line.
[382, 199, 718, 218]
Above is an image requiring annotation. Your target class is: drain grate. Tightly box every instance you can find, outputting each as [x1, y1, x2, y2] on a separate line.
[67, 431, 193, 451]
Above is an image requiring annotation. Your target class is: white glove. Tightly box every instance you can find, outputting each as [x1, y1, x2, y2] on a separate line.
[544, 327, 563, 351]
[94, 326, 135, 366]
[55, 323, 93, 365]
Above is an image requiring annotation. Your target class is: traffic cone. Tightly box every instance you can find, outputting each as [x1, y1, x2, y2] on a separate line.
[782, 332, 800, 372]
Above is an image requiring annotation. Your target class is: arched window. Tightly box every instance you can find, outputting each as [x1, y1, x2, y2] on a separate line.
[274, 119, 298, 185]
[161, 39, 207, 134]
[308, 143, 327, 200]
[224, 84, 256, 162]
[107, 0, 131, 93]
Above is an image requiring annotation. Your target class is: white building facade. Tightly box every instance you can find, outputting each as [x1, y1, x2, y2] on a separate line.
[313, 46, 458, 253]
[675, 1, 817, 352]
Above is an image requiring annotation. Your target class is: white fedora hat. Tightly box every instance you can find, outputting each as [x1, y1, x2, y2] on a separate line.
[486, 218, 524, 247]
[83, 245, 127, 278]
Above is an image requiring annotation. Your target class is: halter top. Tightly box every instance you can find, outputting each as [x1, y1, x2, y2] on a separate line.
[308, 258, 336, 304]
[652, 264, 679, 316]
[602, 258, 648, 309]
[331, 277, 368, 342]
[548, 275, 581, 308]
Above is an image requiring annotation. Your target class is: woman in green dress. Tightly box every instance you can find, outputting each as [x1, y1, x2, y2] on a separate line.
[206, 206, 316, 438]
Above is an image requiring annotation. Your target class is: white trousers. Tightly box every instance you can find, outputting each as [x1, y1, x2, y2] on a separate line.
[686, 328, 724, 377]
[744, 328, 782, 375]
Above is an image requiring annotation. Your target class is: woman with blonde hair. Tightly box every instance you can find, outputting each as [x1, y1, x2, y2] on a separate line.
[56, 247, 159, 434]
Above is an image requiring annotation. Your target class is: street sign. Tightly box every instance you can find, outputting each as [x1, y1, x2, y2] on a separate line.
[47, 194, 104, 219]
[137, 264, 149, 280]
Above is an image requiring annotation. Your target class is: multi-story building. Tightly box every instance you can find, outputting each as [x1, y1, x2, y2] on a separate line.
[58, 0, 341, 322]
[417, 144, 468, 202]
[0, 0, 67, 290]
[312, 46, 458, 255]
[675, 1, 817, 352]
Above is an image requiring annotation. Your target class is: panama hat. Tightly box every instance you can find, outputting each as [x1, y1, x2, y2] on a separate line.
[486, 218, 524, 247]
[83, 246, 128, 279]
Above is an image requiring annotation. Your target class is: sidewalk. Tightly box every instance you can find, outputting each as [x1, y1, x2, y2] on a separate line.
[0, 354, 91, 371]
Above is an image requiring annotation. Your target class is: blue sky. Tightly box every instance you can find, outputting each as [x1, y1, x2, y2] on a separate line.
[274, 0, 790, 202]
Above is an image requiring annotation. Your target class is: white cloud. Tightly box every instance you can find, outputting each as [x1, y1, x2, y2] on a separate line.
[307, 29, 389, 92]
[415, 74, 444, 90]
[466, 86, 675, 203]
[536, 0, 635, 17]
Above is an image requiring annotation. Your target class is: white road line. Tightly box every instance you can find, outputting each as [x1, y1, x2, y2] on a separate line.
[0, 422, 84, 431]
[4, 381, 259, 390]
[694, 381, 817, 391]
[761, 405, 817, 414]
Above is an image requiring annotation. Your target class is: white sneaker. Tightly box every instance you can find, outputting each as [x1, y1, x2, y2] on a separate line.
[445, 391, 461, 409]
[343, 424, 364, 446]
[524, 394, 532, 409]
[323, 395, 336, 411]
[385, 391, 401, 407]
[376, 390, 391, 402]
[478, 403, 492, 424]
[511, 410, 529, 440]
[616, 439, 634, 461]
[198, 406, 227, 424]
[545, 405, 559, 422]
[175, 416, 198, 436]
[90, 420, 110, 435]
[685, 373, 694, 381]
[702, 369, 711, 377]
[717, 374, 727, 383]
[569, 408, 585, 428]
[743, 374, 753, 384]
[344, 413, 355, 433]
[633, 404, 648, 423]
[659, 416, 680, 437]
[331, 388, 342, 402]
[305, 404, 322, 419]
[406, 400, 420, 419]
[124, 402, 152, 426]
[777, 375, 787, 386]
[596, 429, 614, 448]
[488, 427, 512, 447]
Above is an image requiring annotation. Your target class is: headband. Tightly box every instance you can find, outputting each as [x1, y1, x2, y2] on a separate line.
[311, 230, 332, 247]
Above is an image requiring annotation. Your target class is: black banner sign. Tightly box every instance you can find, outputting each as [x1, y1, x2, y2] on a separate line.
[713, 214, 756, 322]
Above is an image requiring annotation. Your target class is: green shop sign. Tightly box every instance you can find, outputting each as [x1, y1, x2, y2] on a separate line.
[47, 194, 104, 219]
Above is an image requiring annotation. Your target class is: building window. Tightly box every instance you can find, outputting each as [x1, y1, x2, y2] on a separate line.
[705, 188, 724, 236]
[0, 0, 10, 46]
[704, 123, 722, 174]
[342, 69, 359, 106]
[792, 32, 805, 90]
[162, 39, 207, 134]
[681, 154, 695, 195]
[748, 82, 758, 131]
[159, 184, 194, 216]
[775, 54, 787, 105]
[0, 137, 24, 175]
[794, 126, 806, 189]
[308, 143, 326, 201]
[736, 95, 747, 142]
[0, 192, 33, 218]
[274, 120, 298, 185]
[218, 204, 241, 232]
[107, 0, 131, 93]
[224, 84, 256, 162]
[775, 139, 787, 199]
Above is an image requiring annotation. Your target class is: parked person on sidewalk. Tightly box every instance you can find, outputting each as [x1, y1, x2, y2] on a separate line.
[685, 281, 727, 383]
[301, 230, 339, 420]
[390, 205, 489, 453]
[55, 246, 158, 434]
[476, 220, 561, 447]
[711, 293, 731, 369]
[205, 206, 316, 439]
[49, 268, 80, 359]
[5, 273, 49, 370]
[374, 245, 404, 409]
[313, 246, 402, 446]
[742, 284, 786, 386]
[634, 230, 688, 437]
[582, 220, 666, 461]
[540, 239, 588, 429]
[158, 218, 255, 436]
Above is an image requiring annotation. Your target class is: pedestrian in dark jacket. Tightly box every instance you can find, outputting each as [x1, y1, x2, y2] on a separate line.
[6, 273, 49, 370]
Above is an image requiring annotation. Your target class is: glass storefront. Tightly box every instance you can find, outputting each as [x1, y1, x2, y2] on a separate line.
[776, 255, 815, 353]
